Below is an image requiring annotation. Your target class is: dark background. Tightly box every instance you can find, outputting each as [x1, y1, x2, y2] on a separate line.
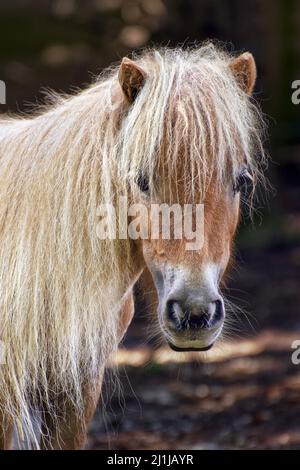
[0, 0, 300, 449]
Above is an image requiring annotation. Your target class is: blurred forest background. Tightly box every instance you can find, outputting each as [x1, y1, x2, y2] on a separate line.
[0, 0, 300, 449]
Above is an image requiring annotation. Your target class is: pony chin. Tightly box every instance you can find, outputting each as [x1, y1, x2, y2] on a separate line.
[168, 342, 214, 352]
[162, 323, 224, 352]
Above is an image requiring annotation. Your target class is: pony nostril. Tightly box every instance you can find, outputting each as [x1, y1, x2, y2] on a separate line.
[166, 300, 182, 329]
[213, 299, 224, 323]
[166, 300, 175, 322]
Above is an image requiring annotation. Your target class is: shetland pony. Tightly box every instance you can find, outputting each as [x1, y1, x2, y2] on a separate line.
[0, 44, 265, 449]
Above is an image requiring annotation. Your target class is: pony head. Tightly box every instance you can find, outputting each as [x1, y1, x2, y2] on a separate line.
[117, 46, 265, 351]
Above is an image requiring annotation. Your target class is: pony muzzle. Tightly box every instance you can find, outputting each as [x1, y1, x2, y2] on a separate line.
[162, 296, 225, 351]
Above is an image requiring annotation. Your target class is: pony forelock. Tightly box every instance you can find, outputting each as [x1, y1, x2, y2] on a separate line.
[119, 45, 266, 202]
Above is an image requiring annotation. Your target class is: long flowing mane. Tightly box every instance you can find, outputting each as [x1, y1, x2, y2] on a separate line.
[0, 44, 265, 447]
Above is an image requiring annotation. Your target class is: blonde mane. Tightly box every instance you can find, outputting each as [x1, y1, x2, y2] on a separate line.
[0, 44, 265, 447]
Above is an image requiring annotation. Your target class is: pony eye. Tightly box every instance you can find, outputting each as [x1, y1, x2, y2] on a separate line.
[136, 173, 150, 193]
[234, 169, 253, 193]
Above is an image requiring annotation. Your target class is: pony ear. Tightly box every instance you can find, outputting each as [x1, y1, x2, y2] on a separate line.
[118, 57, 146, 103]
[229, 52, 257, 95]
